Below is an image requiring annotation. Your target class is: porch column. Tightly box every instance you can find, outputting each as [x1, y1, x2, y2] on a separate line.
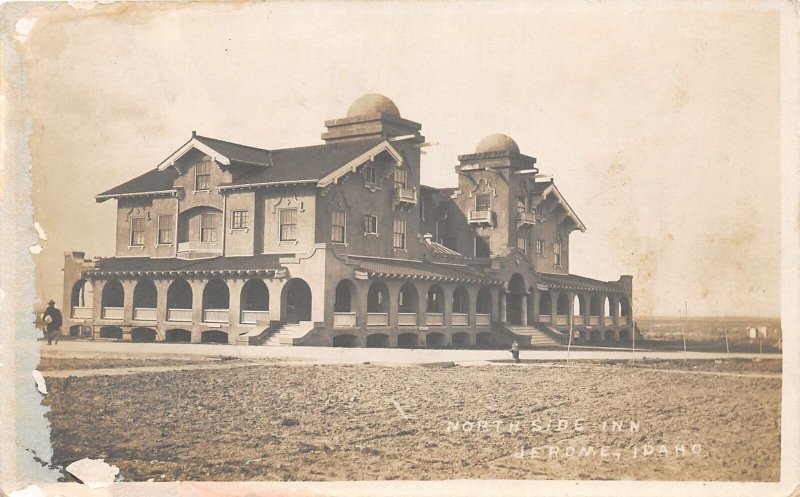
[549, 290, 558, 326]
[91, 278, 106, 339]
[228, 279, 245, 328]
[122, 279, 136, 340]
[154, 280, 170, 341]
[532, 288, 540, 321]
[520, 294, 528, 326]
[499, 290, 507, 323]
[443, 284, 453, 329]
[189, 279, 205, 343]
[356, 280, 369, 329]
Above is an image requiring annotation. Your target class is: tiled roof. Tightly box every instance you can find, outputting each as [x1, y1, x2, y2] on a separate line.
[97, 168, 179, 198]
[85, 255, 285, 277]
[537, 273, 626, 293]
[425, 239, 462, 256]
[351, 256, 500, 284]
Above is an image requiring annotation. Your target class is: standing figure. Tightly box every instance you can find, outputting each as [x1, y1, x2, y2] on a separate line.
[43, 300, 63, 345]
[510, 339, 520, 363]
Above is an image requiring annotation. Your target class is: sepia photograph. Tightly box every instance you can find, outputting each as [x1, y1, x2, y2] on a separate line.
[1, 1, 798, 496]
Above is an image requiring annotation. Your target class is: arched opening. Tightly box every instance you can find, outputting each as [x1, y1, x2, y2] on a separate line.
[177, 206, 223, 245]
[507, 273, 526, 326]
[202, 279, 230, 323]
[241, 279, 269, 324]
[165, 329, 191, 343]
[426, 332, 445, 348]
[476, 286, 492, 320]
[538, 292, 552, 322]
[101, 279, 124, 319]
[573, 295, 583, 315]
[603, 296, 611, 317]
[452, 286, 469, 326]
[283, 278, 312, 324]
[397, 332, 418, 348]
[604, 329, 615, 341]
[367, 281, 389, 326]
[366, 333, 389, 348]
[201, 330, 228, 344]
[476, 331, 494, 346]
[556, 293, 570, 325]
[131, 327, 156, 342]
[332, 334, 358, 347]
[167, 279, 193, 322]
[589, 295, 601, 325]
[452, 332, 470, 347]
[99, 326, 122, 339]
[133, 279, 158, 321]
[398, 283, 419, 326]
[333, 279, 357, 328]
[618, 296, 631, 325]
[426, 285, 445, 326]
[70, 279, 94, 318]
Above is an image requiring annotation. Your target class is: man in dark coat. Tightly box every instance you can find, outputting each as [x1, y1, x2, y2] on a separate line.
[43, 300, 62, 345]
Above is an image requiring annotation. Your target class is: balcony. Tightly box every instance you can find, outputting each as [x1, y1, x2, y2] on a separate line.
[367, 313, 389, 326]
[425, 313, 444, 326]
[333, 312, 356, 328]
[72, 306, 92, 319]
[393, 187, 417, 205]
[452, 313, 468, 326]
[468, 210, 494, 226]
[203, 309, 229, 323]
[538, 314, 552, 324]
[101, 307, 124, 320]
[476, 313, 491, 326]
[167, 308, 193, 322]
[133, 307, 157, 321]
[517, 211, 536, 227]
[398, 313, 417, 326]
[177, 241, 222, 256]
[241, 310, 270, 325]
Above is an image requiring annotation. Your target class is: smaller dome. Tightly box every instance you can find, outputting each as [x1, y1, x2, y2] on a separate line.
[347, 94, 401, 118]
[475, 133, 520, 154]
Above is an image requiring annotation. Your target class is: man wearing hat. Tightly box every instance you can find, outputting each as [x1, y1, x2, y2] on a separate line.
[43, 300, 63, 345]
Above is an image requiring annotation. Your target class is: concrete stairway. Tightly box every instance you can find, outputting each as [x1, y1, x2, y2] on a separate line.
[506, 325, 565, 346]
[263, 321, 315, 346]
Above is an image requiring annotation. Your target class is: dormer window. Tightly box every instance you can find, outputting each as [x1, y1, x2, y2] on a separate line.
[364, 165, 377, 185]
[394, 168, 407, 190]
[554, 239, 562, 267]
[195, 160, 211, 191]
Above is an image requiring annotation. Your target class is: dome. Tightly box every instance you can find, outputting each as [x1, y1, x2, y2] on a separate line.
[475, 133, 520, 154]
[347, 94, 401, 118]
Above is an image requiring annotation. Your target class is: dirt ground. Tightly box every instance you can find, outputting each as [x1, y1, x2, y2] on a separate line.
[42, 360, 781, 482]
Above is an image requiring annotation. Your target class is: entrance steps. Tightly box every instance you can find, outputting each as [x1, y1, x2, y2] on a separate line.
[263, 321, 315, 347]
[506, 325, 565, 346]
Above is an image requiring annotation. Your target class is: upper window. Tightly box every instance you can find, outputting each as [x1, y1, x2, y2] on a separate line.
[331, 211, 346, 243]
[536, 239, 544, 256]
[130, 217, 145, 247]
[394, 168, 408, 190]
[200, 213, 218, 242]
[195, 160, 211, 191]
[364, 165, 377, 185]
[364, 214, 378, 234]
[475, 235, 491, 258]
[232, 210, 248, 230]
[517, 231, 528, 254]
[517, 196, 527, 214]
[280, 208, 298, 241]
[475, 194, 491, 212]
[554, 240, 562, 266]
[393, 219, 406, 249]
[536, 202, 544, 217]
[157, 215, 173, 245]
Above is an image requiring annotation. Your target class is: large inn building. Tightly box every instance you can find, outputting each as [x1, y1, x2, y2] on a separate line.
[63, 94, 634, 347]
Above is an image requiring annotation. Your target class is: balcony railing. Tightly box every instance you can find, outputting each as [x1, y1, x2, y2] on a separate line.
[177, 241, 222, 254]
[333, 312, 356, 328]
[589, 316, 600, 326]
[367, 313, 389, 326]
[101, 307, 124, 320]
[619, 316, 629, 326]
[72, 306, 92, 319]
[452, 313, 468, 326]
[133, 307, 157, 321]
[476, 313, 491, 326]
[241, 310, 269, 324]
[393, 187, 417, 204]
[425, 313, 444, 326]
[604, 317, 615, 326]
[167, 308, 193, 322]
[398, 313, 417, 326]
[517, 211, 536, 226]
[538, 314, 552, 324]
[573, 315, 585, 326]
[555, 315, 569, 326]
[203, 309, 229, 323]
[468, 210, 494, 225]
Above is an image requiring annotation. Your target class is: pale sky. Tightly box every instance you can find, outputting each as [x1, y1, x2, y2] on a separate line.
[17, 1, 781, 317]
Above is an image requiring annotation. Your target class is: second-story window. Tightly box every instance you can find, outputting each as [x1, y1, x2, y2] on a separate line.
[280, 208, 298, 241]
[517, 196, 526, 213]
[554, 240, 562, 266]
[393, 219, 406, 249]
[232, 210, 248, 230]
[331, 211, 346, 243]
[200, 213, 218, 242]
[364, 165, 377, 184]
[536, 239, 544, 256]
[475, 194, 491, 212]
[517, 231, 528, 254]
[157, 215, 173, 244]
[394, 168, 407, 190]
[195, 161, 211, 191]
[364, 214, 378, 234]
[130, 217, 145, 247]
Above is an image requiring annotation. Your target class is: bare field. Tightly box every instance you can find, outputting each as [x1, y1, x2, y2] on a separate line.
[43, 360, 781, 482]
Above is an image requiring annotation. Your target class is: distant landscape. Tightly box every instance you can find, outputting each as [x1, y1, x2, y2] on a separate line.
[636, 316, 782, 352]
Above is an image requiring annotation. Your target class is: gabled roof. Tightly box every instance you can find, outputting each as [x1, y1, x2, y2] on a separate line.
[157, 134, 270, 170]
[96, 168, 179, 200]
[532, 181, 586, 232]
